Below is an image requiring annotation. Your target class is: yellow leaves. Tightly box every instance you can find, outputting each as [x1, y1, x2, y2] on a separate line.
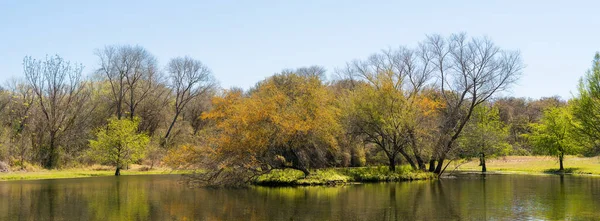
[202, 73, 341, 164]
[415, 96, 444, 117]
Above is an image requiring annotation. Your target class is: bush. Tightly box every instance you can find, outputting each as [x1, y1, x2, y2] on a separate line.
[0, 161, 9, 173]
[253, 169, 351, 186]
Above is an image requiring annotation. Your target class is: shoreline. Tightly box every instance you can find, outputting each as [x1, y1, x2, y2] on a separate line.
[5, 156, 600, 184]
[453, 169, 600, 177]
[454, 156, 600, 176]
[0, 168, 191, 182]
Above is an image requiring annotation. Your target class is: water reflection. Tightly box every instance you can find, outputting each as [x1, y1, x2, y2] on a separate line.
[0, 174, 599, 220]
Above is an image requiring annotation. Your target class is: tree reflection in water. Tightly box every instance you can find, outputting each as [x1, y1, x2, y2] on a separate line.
[0, 174, 599, 220]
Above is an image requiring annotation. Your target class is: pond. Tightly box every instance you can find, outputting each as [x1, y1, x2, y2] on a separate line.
[0, 173, 599, 220]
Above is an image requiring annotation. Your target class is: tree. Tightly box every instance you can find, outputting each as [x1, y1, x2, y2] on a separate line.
[425, 33, 523, 174]
[24, 55, 92, 168]
[572, 52, 600, 153]
[195, 70, 340, 186]
[89, 117, 149, 176]
[340, 45, 437, 171]
[492, 96, 565, 155]
[163, 56, 216, 145]
[527, 106, 578, 171]
[458, 104, 511, 172]
[344, 81, 415, 171]
[182, 92, 214, 136]
[3, 80, 35, 168]
[94, 45, 160, 120]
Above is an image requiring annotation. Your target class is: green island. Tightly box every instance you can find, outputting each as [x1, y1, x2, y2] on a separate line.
[252, 166, 436, 186]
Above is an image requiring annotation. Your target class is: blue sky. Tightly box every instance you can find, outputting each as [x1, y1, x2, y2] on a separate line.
[1, 0, 598, 99]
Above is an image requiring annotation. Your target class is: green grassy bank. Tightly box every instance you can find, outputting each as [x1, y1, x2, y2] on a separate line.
[0, 164, 189, 181]
[253, 166, 436, 186]
[6, 156, 597, 183]
[456, 156, 600, 175]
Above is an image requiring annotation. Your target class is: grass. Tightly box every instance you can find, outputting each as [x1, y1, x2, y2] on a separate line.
[456, 156, 600, 175]
[0, 164, 191, 181]
[340, 166, 436, 182]
[252, 165, 436, 186]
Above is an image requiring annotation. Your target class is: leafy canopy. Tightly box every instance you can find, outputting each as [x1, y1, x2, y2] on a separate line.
[202, 72, 341, 176]
[89, 117, 150, 168]
[571, 52, 600, 151]
[527, 106, 579, 158]
[458, 104, 511, 158]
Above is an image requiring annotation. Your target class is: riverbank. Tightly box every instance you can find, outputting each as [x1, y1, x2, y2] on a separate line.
[0, 164, 189, 181]
[252, 166, 436, 186]
[456, 156, 600, 175]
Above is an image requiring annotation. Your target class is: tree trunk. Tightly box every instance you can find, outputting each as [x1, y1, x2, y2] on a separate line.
[434, 158, 444, 174]
[298, 167, 310, 177]
[164, 111, 181, 145]
[116, 100, 122, 120]
[129, 88, 135, 120]
[398, 149, 417, 170]
[559, 153, 564, 171]
[409, 131, 427, 171]
[389, 157, 396, 172]
[20, 140, 25, 170]
[428, 160, 436, 172]
[480, 152, 487, 173]
[115, 167, 121, 176]
[415, 154, 426, 171]
[45, 132, 57, 169]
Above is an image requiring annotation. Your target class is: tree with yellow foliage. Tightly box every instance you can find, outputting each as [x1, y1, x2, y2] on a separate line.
[196, 68, 340, 185]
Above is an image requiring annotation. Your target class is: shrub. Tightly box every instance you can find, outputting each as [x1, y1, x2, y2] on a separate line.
[0, 161, 10, 173]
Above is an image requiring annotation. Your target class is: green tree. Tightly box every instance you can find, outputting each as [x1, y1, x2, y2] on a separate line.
[89, 117, 149, 175]
[458, 105, 511, 172]
[572, 52, 600, 153]
[527, 106, 579, 171]
[344, 80, 413, 172]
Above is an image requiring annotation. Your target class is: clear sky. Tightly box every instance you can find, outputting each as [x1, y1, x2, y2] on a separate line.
[1, 0, 598, 99]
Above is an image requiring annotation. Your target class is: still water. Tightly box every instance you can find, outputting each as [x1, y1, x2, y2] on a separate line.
[0, 173, 599, 220]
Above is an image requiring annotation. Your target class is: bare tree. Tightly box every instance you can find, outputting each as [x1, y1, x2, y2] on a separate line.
[343, 46, 434, 96]
[95, 46, 125, 119]
[426, 33, 523, 174]
[94, 45, 160, 120]
[282, 65, 327, 80]
[182, 88, 215, 135]
[24, 55, 91, 168]
[164, 56, 216, 145]
[136, 82, 170, 135]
